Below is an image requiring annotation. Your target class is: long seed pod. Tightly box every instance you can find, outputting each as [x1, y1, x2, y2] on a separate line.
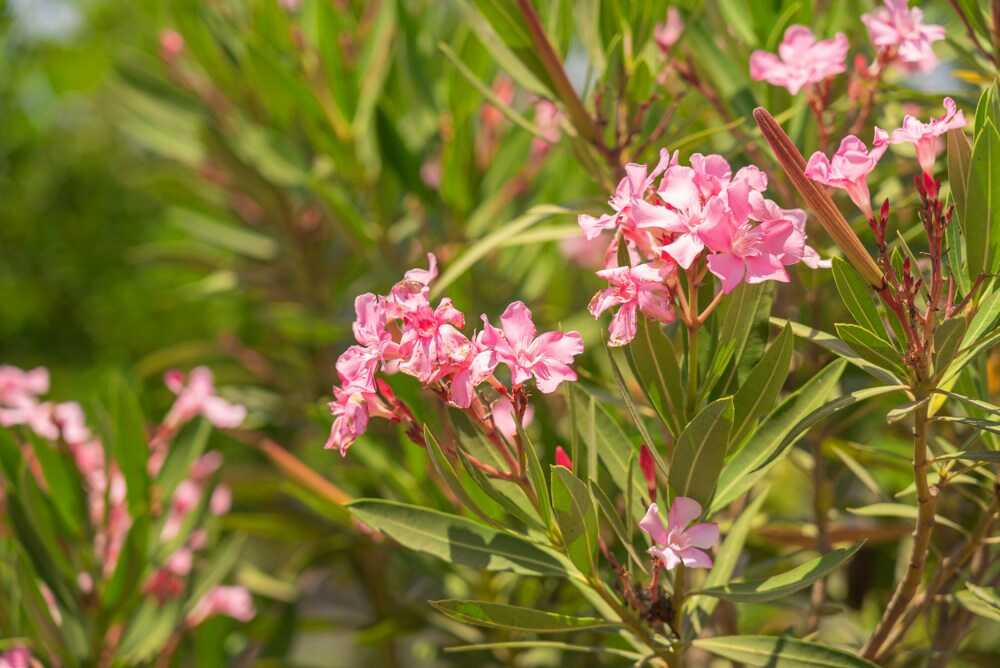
[754, 107, 885, 289]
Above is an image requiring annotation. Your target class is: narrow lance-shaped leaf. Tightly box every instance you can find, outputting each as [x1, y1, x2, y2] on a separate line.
[697, 543, 863, 602]
[693, 635, 880, 668]
[551, 465, 599, 574]
[669, 398, 734, 508]
[430, 599, 616, 633]
[731, 324, 794, 446]
[349, 499, 568, 577]
[832, 257, 886, 341]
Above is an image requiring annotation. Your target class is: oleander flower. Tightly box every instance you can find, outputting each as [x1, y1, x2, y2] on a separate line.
[491, 396, 535, 440]
[639, 497, 720, 570]
[889, 97, 966, 173]
[805, 128, 890, 218]
[554, 446, 573, 470]
[324, 387, 374, 456]
[750, 25, 848, 95]
[654, 8, 684, 52]
[0, 364, 48, 403]
[589, 263, 675, 346]
[0, 646, 31, 668]
[479, 301, 583, 394]
[862, 0, 944, 72]
[187, 586, 255, 627]
[164, 367, 247, 430]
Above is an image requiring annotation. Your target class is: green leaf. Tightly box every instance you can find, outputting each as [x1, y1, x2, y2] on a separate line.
[731, 324, 794, 446]
[425, 426, 500, 527]
[948, 127, 973, 232]
[349, 500, 567, 576]
[835, 323, 906, 378]
[588, 480, 646, 574]
[185, 534, 247, 611]
[957, 584, 1000, 622]
[444, 640, 642, 659]
[104, 374, 150, 518]
[27, 434, 88, 537]
[697, 544, 862, 603]
[712, 360, 850, 512]
[430, 599, 615, 633]
[832, 257, 886, 340]
[965, 117, 1000, 279]
[690, 487, 770, 633]
[774, 318, 902, 384]
[551, 466, 599, 574]
[669, 398, 734, 508]
[934, 449, 1000, 462]
[572, 388, 644, 517]
[157, 419, 210, 503]
[103, 516, 151, 614]
[718, 283, 775, 391]
[517, 420, 554, 528]
[432, 205, 570, 297]
[693, 635, 879, 668]
[848, 503, 966, 534]
[627, 316, 685, 436]
[934, 316, 968, 378]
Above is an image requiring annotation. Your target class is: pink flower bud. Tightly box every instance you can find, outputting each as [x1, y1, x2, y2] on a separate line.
[554, 446, 573, 470]
[639, 444, 657, 501]
[159, 29, 185, 62]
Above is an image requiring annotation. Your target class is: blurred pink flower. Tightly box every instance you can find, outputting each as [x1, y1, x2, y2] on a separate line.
[530, 100, 563, 158]
[0, 365, 48, 403]
[479, 302, 583, 394]
[0, 647, 31, 668]
[187, 586, 255, 627]
[324, 387, 378, 456]
[0, 397, 59, 440]
[805, 128, 890, 218]
[750, 25, 848, 94]
[164, 367, 247, 430]
[639, 497, 719, 570]
[654, 8, 684, 53]
[159, 29, 185, 62]
[490, 396, 534, 440]
[889, 97, 966, 173]
[862, 0, 944, 72]
[589, 263, 675, 346]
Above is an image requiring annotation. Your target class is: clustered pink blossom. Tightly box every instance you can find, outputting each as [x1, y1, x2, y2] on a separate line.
[805, 129, 890, 219]
[639, 497, 720, 570]
[0, 364, 253, 627]
[889, 97, 966, 174]
[0, 646, 31, 668]
[862, 0, 944, 72]
[186, 585, 256, 627]
[750, 26, 848, 95]
[654, 8, 684, 53]
[328, 256, 583, 455]
[579, 150, 827, 344]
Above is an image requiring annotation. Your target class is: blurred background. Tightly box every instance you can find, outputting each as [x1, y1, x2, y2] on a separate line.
[3, 0, 994, 665]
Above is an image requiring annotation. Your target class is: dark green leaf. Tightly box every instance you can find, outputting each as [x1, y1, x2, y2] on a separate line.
[669, 398, 734, 508]
[693, 635, 879, 667]
[430, 599, 614, 633]
[731, 324, 794, 446]
[551, 466, 599, 574]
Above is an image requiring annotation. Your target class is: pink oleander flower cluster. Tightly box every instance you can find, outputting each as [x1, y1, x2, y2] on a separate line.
[327, 255, 583, 455]
[0, 647, 31, 668]
[806, 98, 966, 217]
[578, 150, 828, 345]
[0, 364, 253, 627]
[862, 0, 945, 72]
[750, 26, 849, 95]
[654, 8, 684, 53]
[640, 497, 720, 570]
[751, 3, 944, 95]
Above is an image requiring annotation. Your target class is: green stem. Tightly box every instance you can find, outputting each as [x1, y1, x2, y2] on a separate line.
[672, 565, 688, 668]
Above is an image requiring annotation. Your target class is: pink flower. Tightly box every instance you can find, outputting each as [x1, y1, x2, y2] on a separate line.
[490, 397, 535, 440]
[654, 8, 684, 52]
[639, 498, 720, 570]
[0, 365, 48, 403]
[159, 29, 184, 62]
[531, 100, 563, 158]
[438, 328, 497, 409]
[387, 253, 438, 318]
[479, 302, 583, 394]
[862, 0, 944, 72]
[639, 445, 657, 501]
[325, 387, 383, 456]
[750, 26, 848, 95]
[805, 128, 890, 218]
[554, 446, 573, 470]
[53, 401, 90, 444]
[164, 367, 247, 430]
[396, 299, 466, 383]
[577, 150, 675, 244]
[0, 647, 31, 668]
[589, 263, 675, 346]
[889, 97, 966, 173]
[0, 397, 59, 440]
[187, 586, 255, 627]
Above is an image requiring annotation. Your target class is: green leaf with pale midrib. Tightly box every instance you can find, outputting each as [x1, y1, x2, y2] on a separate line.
[693, 635, 879, 667]
[349, 499, 567, 577]
[430, 599, 615, 633]
[669, 398, 733, 508]
[697, 544, 862, 603]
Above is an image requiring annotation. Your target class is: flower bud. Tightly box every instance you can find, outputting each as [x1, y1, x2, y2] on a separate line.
[554, 446, 573, 471]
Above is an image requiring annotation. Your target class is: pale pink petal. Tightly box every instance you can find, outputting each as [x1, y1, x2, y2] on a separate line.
[679, 547, 714, 569]
[499, 301, 537, 349]
[639, 503, 668, 545]
[707, 253, 746, 294]
[608, 302, 639, 346]
[667, 496, 702, 530]
[684, 522, 721, 549]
